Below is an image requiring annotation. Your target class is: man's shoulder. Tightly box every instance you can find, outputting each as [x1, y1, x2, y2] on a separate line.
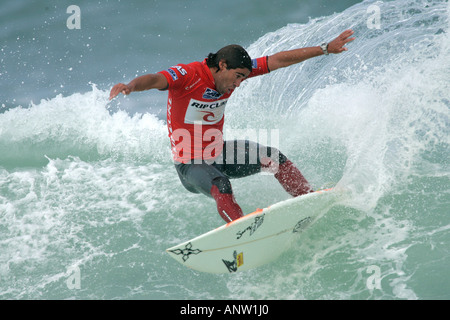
[159, 61, 200, 87]
[173, 60, 203, 72]
[163, 60, 214, 92]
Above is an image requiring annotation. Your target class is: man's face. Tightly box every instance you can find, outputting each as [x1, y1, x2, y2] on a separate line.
[213, 61, 251, 95]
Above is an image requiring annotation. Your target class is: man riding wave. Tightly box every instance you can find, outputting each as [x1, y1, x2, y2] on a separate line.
[110, 30, 355, 222]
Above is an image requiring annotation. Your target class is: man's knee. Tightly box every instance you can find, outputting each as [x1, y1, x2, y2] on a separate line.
[260, 146, 287, 165]
[211, 176, 233, 194]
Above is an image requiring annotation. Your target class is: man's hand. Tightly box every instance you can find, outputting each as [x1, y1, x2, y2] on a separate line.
[109, 74, 168, 100]
[109, 83, 132, 100]
[327, 29, 355, 54]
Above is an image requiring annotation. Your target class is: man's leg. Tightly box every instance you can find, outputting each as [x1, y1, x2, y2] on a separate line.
[209, 176, 243, 223]
[175, 162, 243, 223]
[273, 159, 313, 196]
[174, 141, 312, 223]
[220, 140, 313, 197]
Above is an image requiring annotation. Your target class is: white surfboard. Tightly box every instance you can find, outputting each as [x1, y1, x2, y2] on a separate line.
[166, 188, 343, 274]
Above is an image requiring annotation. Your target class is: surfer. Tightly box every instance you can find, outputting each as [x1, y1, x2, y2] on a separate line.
[110, 29, 355, 223]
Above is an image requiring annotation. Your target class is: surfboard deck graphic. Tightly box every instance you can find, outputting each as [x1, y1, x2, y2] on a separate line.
[166, 188, 342, 273]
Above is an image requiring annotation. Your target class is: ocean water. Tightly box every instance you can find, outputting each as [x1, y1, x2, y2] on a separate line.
[1, 0, 449, 300]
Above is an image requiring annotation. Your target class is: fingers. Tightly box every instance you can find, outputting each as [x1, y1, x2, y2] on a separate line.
[109, 83, 129, 100]
[328, 29, 355, 54]
[340, 29, 354, 39]
[109, 84, 120, 100]
[339, 30, 355, 45]
[343, 37, 355, 47]
[109, 88, 118, 100]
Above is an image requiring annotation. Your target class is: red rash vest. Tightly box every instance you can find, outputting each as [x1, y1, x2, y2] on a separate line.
[159, 57, 269, 163]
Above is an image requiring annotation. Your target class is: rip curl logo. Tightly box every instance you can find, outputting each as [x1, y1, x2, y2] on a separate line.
[184, 98, 228, 124]
[202, 88, 223, 100]
[199, 110, 219, 123]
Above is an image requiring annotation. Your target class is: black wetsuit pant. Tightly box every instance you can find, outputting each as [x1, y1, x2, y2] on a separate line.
[174, 140, 287, 197]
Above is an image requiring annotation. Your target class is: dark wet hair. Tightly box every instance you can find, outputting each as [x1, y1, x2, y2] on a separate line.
[206, 44, 252, 72]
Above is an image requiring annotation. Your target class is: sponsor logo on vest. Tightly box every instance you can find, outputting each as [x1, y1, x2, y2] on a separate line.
[251, 58, 258, 69]
[202, 87, 223, 100]
[184, 98, 228, 124]
[167, 68, 178, 81]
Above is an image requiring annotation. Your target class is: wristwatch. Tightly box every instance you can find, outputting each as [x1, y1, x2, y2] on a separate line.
[320, 42, 329, 55]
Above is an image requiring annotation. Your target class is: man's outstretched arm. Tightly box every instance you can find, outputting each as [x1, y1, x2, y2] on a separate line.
[267, 29, 355, 72]
[109, 73, 168, 100]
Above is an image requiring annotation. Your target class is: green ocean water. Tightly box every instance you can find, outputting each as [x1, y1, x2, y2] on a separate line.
[1, 0, 449, 300]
